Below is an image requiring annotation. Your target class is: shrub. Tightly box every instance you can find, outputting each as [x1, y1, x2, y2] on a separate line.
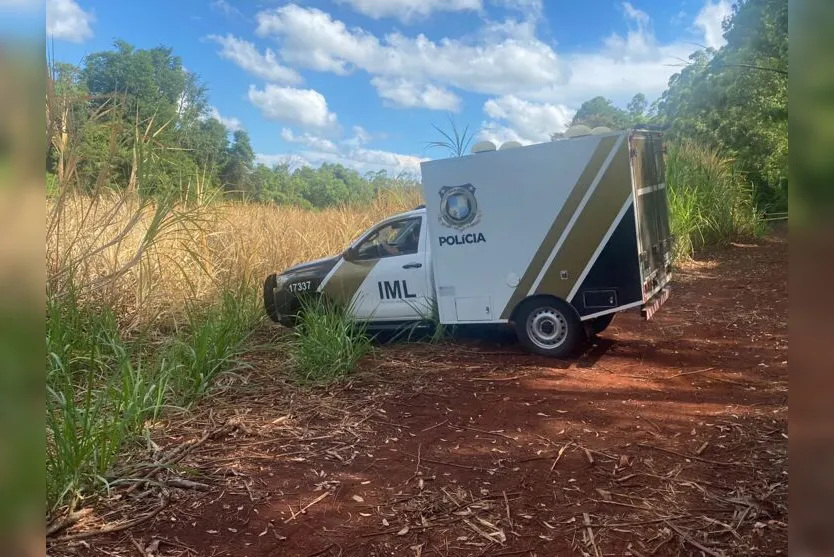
[665, 140, 765, 260]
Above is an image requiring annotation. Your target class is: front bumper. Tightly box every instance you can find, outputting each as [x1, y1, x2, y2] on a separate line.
[263, 273, 300, 326]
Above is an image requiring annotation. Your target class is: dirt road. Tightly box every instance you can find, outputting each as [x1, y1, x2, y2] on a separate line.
[55, 231, 787, 556]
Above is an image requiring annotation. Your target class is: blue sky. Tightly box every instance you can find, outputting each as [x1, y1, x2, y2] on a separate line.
[40, 0, 733, 177]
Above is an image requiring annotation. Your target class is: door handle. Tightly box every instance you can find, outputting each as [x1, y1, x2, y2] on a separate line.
[402, 262, 422, 269]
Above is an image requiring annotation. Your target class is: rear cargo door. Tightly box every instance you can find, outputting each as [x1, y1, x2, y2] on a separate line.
[629, 130, 672, 303]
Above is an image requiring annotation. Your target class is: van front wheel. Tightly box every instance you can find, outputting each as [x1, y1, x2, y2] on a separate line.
[514, 298, 584, 358]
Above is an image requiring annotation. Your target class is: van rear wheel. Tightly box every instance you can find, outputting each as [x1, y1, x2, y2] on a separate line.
[514, 298, 584, 358]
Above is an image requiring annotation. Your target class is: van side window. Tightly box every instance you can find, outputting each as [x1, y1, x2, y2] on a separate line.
[353, 217, 421, 260]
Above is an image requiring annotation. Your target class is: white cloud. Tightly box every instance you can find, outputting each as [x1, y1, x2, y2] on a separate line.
[210, 0, 244, 20]
[671, 10, 688, 25]
[46, 0, 94, 43]
[509, 2, 702, 108]
[371, 77, 461, 111]
[490, 0, 543, 15]
[603, 2, 656, 59]
[694, 0, 732, 49]
[475, 123, 527, 146]
[253, 2, 722, 109]
[280, 128, 339, 153]
[207, 34, 302, 84]
[207, 106, 244, 132]
[336, 0, 482, 23]
[248, 84, 339, 130]
[249, 2, 731, 163]
[261, 123, 426, 176]
[254, 4, 568, 97]
[622, 2, 650, 27]
[257, 146, 426, 176]
[482, 95, 574, 143]
[342, 125, 372, 148]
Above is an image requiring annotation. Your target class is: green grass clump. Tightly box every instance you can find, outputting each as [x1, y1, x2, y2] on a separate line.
[166, 286, 261, 403]
[287, 295, 372, 384]
[46, 285, 172, 511]
[46, 280, 260, 512]
[665, 140, 766, 261]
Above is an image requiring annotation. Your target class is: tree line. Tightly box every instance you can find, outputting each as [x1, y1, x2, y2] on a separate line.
[45, 40, 418, 208]
[559, 0, 787, 210]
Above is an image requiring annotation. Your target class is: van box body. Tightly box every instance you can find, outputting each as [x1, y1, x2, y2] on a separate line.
[419, 128, 672, 325]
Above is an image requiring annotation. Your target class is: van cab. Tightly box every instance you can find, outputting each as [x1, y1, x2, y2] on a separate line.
[263, 206, 435, 330]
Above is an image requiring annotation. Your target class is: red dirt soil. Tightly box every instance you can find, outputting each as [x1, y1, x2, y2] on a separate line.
[51, 231, 788, 557]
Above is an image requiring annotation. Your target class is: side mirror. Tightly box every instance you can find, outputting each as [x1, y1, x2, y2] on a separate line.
[343, 246, 357, 261]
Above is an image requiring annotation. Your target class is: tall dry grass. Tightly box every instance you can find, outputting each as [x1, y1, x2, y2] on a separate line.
[47, 187, 423, 331]
[45, 185, 422, 511]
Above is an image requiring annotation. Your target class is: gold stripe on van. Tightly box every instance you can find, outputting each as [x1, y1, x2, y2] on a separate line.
[499, 135, 620, 319]
[532, 136, 633, 299]
[322, 260, 379, 307]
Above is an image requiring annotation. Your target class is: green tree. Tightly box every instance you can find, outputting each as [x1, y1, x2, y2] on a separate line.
[655, 0, 787, 209]
[221, 130, 255, 197]
[570, 96, 631, 129]
[627, 93, 648, 123]
[71, 40, 216, 195]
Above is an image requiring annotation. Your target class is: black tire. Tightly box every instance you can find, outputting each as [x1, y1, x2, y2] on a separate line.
[513, 297, 586, 358]
[589, 312, 615, 336]
[263, 274, 300, 327]
[263, 273, 280, 323]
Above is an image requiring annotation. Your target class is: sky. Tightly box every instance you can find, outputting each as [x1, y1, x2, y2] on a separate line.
[37, 0, 733, 177]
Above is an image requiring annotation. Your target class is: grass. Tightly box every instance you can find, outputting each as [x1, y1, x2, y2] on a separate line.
[665, 140, 766, 261]
[45, 186, 421, 513]
[165, 286, 261, 404]
[46, 283, 169, 510]
[45, 277, 260, 511]
[286, 295, 374, 385]
[426, 113, 475, 158]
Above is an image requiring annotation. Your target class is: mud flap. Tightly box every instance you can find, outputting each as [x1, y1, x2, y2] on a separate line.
[641, 286, 670, 320]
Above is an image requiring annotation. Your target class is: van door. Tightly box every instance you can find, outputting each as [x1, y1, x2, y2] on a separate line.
[629, 130, 673, 304]
[347, 215, 431, 322]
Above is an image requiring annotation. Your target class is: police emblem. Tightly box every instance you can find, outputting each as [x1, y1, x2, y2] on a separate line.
[439, 183, 479, 229]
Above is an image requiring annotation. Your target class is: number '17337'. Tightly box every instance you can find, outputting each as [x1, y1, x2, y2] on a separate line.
[288, 281, 311, 293]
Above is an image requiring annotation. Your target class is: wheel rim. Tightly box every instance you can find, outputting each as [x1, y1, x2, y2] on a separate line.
[526, 307, 568, 350]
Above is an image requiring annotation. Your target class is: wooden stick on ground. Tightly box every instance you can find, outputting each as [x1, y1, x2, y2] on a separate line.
[637, 443, 752, 468]
[548, 442, 571, 476]
[46, 507, 93, 537]
[665, 521, 725, 557]
[584, 513, 601, 557]
[459, 425, 519, 442]
[404, 444, 422, 485]
[668, 367, 715, 378]
[48, 496, 169, 543]
[283, 491, 331, 524]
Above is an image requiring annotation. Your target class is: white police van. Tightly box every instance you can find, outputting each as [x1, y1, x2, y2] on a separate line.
[264, 127, 672, 358]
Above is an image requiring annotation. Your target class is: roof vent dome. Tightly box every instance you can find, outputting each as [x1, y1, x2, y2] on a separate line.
[499, 140, 522, 150]
[471, 140, 497, 154]
[564, 125, 593, 138]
